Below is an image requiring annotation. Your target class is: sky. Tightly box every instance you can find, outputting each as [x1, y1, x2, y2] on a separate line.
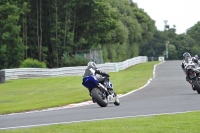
[132, 0, 200, 34]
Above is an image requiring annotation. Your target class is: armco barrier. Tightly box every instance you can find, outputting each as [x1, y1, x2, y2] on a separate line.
[3, 56, 147, 80]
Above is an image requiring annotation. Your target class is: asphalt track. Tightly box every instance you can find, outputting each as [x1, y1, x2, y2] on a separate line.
[1, 60, 200, 130]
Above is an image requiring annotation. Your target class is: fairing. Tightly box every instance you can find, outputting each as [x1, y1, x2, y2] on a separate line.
[82, 76, 98, 89]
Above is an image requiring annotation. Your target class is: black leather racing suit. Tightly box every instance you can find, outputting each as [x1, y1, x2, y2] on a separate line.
[83, 67, 112, 102]
[83, 66, 109, 84]
[181, 58, 198, 82]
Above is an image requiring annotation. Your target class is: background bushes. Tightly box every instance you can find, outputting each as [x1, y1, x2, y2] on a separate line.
[20, 58, 46, 68]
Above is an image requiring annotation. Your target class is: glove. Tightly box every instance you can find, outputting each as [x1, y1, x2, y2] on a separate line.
[96, 69, 110, 77]
[102, 73, 110, 77]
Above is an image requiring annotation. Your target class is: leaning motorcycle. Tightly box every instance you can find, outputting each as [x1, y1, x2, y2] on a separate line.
[82, 75, 120, 107]
[185, 62, 200, 94]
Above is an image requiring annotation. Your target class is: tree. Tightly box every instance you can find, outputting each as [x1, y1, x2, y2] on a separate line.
[187, 22, 200, 42]
[168, 44, 178, 60]
[139, 31, 166, 57]
[0, 1, 27, 69]
[172, 34, 195, 59]
[0, 0, 162, 68]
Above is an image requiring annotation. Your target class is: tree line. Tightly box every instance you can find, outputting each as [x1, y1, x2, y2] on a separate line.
[139, 20, 200, 60]
[0, 0, 200, 69]
[0, 0, 156, 69]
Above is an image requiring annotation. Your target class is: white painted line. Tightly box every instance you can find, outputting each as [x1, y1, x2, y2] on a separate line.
[3, 61, 165, 116]
[1, 109, 199, 130]
[119, 61, 164, 98]
[5, 61, 199, 130]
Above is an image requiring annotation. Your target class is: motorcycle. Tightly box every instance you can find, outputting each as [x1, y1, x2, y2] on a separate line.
[185, 61, 200, 94]
[82, 75, 120, 107]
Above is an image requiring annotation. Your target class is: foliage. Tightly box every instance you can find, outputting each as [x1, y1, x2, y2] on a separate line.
[191, 45, 200, 57]
[0, 61, 158, 114]
[3, 111, 200, 133]
[168, 44, 178, 60]
[2, 0, 200, 66]
[61, 52, 89, 67]
[139, 31, 166, 57]
[100, 0, 156, 61]
[20, 58, 46, 68]
[187, 22, 200, 43]
[139, 23, 200, 60]
[186, 22, 200, 56]
[171, 34, 195, 59]
[0, 1, 27, 69]
[0, 0, 158, 68]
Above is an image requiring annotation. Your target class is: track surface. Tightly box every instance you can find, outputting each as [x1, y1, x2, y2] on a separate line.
[1, 60, 200, 130]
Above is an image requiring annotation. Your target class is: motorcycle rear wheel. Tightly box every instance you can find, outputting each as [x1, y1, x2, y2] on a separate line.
[91, 88, 108, 107]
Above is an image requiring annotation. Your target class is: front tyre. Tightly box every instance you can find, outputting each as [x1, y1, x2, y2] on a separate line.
[91, 88, 108, 107]
[193, 79, 200, 94]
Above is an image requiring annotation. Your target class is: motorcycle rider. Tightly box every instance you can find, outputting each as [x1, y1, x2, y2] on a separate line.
[195, 55, 199, 60]
[181, 53, 200, 71]
[83, 61, 115, 102]
[181, 52, 200, 91]
[192, 55, 200, 67]
[181, 52, 193, 82]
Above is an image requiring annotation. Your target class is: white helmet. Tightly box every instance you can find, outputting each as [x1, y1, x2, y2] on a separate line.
[87, 61, 97, 69]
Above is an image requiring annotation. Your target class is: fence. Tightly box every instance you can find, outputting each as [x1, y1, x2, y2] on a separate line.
[148, 56, 165, 62]
[2, 56, 148, 81]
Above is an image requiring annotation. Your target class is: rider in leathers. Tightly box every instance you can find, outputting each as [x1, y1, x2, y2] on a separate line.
[83, 61, 114, 102]
[182, 53, 200, 69]
[181, 52, 193, 82]
[181, 52, 200, 83]
[192, 55, 200, 67]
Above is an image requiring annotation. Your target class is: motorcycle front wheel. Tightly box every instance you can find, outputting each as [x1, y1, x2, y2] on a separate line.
[192, 79, 200, 94]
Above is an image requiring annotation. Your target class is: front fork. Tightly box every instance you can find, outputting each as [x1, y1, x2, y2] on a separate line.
[188, 70, 196, 79]
[97, 83, 116, 102]
[188, 70, 199, 86]
[186, 71, 196, 85]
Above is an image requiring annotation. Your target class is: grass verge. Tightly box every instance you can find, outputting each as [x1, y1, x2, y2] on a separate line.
[0, 61, 159, 114]
[1, 111, 200, 133]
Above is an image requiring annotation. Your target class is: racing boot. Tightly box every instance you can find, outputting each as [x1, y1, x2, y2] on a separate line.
[186, 76, 190, 82]
[92, 97, 96, 103]
[89, 93, 96, 103]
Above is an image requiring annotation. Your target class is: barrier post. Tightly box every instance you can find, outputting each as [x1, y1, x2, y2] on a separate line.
[0, 70, 5, 83]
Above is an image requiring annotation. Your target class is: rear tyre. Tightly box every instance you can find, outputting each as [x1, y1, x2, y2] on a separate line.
[91, 88, 108, 107]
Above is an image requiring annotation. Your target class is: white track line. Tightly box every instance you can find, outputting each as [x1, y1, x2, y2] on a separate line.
[3, 61, 200, 130]
[1, 109, 200, 130]
[4, 61, 165, 116]
[119, 61, 164, 97]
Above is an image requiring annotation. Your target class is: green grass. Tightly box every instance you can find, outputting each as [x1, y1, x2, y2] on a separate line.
[2, 111, 200, 133]
[2, 61, 200, 133]
[0, 61, 159, 114]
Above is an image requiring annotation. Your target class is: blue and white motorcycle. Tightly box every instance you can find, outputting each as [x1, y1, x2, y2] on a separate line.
[82, 75, 120, 107]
